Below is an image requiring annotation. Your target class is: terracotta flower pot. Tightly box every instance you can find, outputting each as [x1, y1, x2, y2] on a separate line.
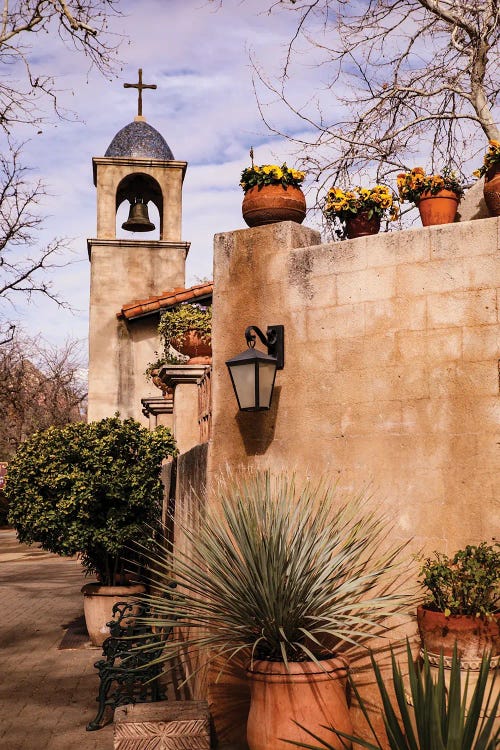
[417, 605, 500, 662]
[242, 184, 306, 227]
[417, 190, 460, 226]
[170, 330, 212, 364]
[246, 657, 352, 750]
[345, 211, 381, 239]
[483, 164, 500, 217]
[81, 582, 146, 646]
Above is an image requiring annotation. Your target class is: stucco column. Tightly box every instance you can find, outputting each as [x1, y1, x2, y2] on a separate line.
[159, 364, 211, 455]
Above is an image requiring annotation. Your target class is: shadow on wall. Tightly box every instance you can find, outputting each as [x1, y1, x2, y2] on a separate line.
[235, 387, 281, 456]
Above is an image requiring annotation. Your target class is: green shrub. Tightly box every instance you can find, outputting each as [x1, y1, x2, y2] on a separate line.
[419, 542, 500, 616]
[5, 415, 177, 585]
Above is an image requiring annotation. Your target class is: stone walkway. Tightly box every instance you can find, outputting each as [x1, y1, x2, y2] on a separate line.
[0, 529, 114, 750]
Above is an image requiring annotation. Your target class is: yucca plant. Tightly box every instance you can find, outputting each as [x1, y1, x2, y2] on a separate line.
[289, 643, 500, 750]
[133, 470, 413, 676]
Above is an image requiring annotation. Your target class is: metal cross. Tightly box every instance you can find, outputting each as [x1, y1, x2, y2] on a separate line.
[124, 68, 157, 117]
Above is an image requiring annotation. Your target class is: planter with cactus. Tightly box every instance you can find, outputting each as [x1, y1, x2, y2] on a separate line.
[132, 470, 412, 750]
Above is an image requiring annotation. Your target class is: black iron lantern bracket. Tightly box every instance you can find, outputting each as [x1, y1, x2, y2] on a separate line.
[244, 325, 284, 369]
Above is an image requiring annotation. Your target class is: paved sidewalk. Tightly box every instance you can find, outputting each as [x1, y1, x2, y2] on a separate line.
[0, 529, 114, 750]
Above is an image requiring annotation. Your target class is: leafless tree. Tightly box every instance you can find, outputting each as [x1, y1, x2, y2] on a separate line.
[0, 144, 72, 343]
[0, 331, 87, 459]
[0, 0, 121, 131]
[0, 1, 121, 341]
[240, 0, 499, 204]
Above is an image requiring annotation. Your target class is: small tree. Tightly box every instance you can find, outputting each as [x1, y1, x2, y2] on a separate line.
[6, 416, 177, 585]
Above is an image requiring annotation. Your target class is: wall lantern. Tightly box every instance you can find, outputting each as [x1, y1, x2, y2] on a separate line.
[225, 325, 284, 411]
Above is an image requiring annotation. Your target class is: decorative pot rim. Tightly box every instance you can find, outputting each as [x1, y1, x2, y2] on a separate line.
[247, 655, 349, 680]
[417, 604, 500, 622]
[419, 648, 500, 671]
[346, 209, 381, 219]
[243, 183, 305, 196]
[417, 189, 460, 203]
[81, 582, 146, 596]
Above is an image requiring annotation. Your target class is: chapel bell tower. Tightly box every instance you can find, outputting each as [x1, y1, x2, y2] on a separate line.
[87, 69, 190, 422]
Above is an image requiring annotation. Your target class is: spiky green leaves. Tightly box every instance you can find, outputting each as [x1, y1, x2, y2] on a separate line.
[134, 470, 414, 677]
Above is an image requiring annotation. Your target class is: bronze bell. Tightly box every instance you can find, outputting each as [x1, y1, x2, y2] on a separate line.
[122, 198, 155, 233]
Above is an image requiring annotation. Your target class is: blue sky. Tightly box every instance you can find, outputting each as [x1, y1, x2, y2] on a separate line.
[7, 0, 317, 349]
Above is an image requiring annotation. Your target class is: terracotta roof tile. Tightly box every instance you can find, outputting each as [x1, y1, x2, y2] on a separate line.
[118, 281, 213, 321]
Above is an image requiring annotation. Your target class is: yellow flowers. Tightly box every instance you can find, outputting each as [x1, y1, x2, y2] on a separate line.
[240, 162, 306, 193]
[474, 140, 500, 178]
[397, 167, 463, 203]
[324, 184, 398, 222]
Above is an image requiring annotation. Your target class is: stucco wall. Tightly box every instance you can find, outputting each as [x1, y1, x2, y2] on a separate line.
[209, 218, 500, 553]
[87, 240, 187, 423]
[170, 217, 500, 749]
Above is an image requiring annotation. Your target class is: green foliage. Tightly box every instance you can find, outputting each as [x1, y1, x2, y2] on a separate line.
[144, 355, 174, 381]
[291, 644, 500, 750]
[157, 303, 212, 348]
[5, 416, 177, 585]
[134, 470, 413, 679]
[419, 543, 500, 616]
[240, 163, 305, 193]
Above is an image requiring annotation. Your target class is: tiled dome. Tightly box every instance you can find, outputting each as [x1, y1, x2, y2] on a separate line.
[105, 120, 174, 160]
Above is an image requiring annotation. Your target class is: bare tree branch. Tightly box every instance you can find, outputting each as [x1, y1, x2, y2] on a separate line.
[226, 0, 499, 216]
[0, 1, 121, 131]
[0, 330, 87, 458]
[0, 1, 122, 335]
[0, 142, 75, 337]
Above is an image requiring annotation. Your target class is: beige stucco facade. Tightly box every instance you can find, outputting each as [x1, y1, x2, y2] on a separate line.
[208, 218, 500, 552]
[87, 154, 189, 424]
[198, 216, 500, 748]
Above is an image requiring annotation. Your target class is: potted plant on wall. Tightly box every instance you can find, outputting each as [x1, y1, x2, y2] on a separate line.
[5, 415, 177, 646]
[156, 302, 212, 365]
[473, 140, 500, 217]
[133, 470, 414, 750]
[323, 184, 399, 240]
[416, 542, 500, 663]
[397, 167, 464, 226]
[240, 159, 306, 227]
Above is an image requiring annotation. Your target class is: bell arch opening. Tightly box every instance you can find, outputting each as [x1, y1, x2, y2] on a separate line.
[116, 173, 163, 239]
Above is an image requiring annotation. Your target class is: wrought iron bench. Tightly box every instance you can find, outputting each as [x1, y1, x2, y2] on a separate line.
[86, 596, 174, 731]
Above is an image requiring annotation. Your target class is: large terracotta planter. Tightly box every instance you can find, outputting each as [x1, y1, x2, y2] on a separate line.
[484, 164, 500, 217]
[246, 657, 352, 750]
[242, 184, 306, 227]
[345, 211, 380, 239]
[417, 190, 460, 226]
[81, 582, 146, 646]
[417, 605, 500, 662]
[170, 330, 212, 364]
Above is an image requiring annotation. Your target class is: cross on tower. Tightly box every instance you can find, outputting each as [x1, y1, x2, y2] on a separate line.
[124, 68, 157, 118]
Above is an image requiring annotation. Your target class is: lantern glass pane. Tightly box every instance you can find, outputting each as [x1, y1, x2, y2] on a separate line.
[229, 362, 256, 409]
[258, 361, 277, 409]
